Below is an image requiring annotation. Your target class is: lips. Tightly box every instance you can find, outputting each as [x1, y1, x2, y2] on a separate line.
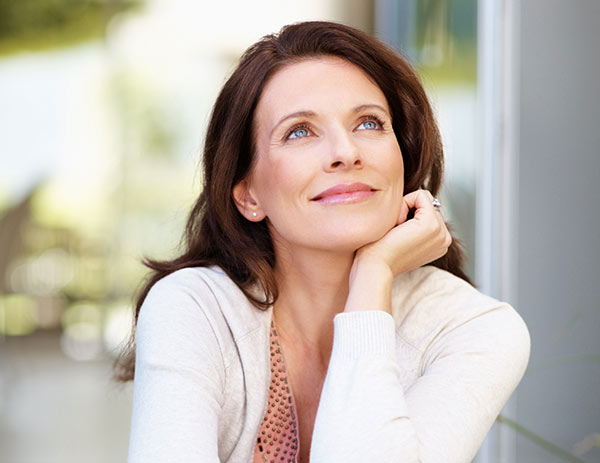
[310, 182, 378, 204]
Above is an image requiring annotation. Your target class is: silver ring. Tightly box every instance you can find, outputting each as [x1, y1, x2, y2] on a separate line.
[432, 197, 441, 210]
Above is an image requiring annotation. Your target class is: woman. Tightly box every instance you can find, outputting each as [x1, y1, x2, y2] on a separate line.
[119, 21, 530, 463]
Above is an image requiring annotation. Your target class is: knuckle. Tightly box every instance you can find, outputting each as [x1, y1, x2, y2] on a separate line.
[426, 220, 439, 236]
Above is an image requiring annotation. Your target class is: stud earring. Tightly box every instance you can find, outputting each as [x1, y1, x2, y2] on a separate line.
[252, 212, 257, 217]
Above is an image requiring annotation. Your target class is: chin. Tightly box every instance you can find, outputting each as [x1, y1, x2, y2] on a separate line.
[313, 218, 393, 252]
[270, 208, 398, 255]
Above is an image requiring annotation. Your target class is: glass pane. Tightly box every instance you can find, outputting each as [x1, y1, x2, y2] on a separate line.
[0, 1, 370, 461]
[376, 0, 478, 279]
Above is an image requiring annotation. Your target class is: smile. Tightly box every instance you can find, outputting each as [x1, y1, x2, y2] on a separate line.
[310, 182, 378, 205]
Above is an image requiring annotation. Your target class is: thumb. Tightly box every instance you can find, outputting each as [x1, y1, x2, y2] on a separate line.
[397, 197, 411, 225]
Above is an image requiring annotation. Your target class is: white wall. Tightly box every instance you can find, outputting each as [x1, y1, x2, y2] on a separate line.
[514, 0, 600, 461]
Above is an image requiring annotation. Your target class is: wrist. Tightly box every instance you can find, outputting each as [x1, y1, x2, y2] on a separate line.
[345, 258, 393, 313]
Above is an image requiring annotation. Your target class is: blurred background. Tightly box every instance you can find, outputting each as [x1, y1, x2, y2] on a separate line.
[0, 0, 598, 462]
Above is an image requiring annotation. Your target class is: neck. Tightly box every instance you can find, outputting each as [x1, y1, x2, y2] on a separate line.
[272, 243, 354, 366]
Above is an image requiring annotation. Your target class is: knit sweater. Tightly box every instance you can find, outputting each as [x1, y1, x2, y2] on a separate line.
[128, 265, 530, 463]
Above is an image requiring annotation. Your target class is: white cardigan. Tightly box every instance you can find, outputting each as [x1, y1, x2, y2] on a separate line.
[128, 265, 530, 463]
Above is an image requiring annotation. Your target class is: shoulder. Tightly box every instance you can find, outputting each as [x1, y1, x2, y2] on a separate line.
[143, 265, 261, 317]
[391, 266, 530, 365]
[138, 266, 269, 359]
[140, 266, 237, 329]
[146, 265, 242, 303]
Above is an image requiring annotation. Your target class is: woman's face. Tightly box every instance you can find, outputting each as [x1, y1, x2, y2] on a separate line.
[236, 56, 404, 254]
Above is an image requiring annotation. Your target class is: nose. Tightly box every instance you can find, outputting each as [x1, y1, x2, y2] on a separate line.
[324, 128, 363, 172]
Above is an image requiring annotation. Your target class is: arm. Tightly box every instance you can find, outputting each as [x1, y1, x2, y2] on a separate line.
[128, 276, 225, 463]
[344, 189, 451, 314]
[406, 302, 530, 461]
[311, 305, 530, 463]
[310, 310, 419, 461]
[310, 190, 530, 462]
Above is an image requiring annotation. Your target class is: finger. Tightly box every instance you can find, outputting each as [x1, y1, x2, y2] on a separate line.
[411, 190, 438, 220]
[421, 190, 444, 216]
[401, 189, 434, 210]
[420, 190, 445, 221]
[397, 198, 411, 225]
[415, 190, 449, 241]
[396, 190, 421, 226]
[415, 189, 435, 209]
[421, 189, 435, 201]
[400, 190, 446, 235]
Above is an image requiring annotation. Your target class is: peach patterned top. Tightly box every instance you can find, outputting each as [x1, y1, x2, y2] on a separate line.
[253, 321, 299, 463]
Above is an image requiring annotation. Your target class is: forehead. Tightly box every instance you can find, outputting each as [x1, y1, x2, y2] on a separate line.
[254, 56, 389, 129]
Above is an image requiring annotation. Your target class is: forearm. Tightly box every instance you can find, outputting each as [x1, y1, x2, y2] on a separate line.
[313, 286, 530, 463]
[310, 311, 420, 462]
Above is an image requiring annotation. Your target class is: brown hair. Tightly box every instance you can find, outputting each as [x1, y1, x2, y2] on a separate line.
[114, 20, 471, 381]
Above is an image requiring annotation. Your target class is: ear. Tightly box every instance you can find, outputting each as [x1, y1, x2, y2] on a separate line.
[232, 180, 264, 221]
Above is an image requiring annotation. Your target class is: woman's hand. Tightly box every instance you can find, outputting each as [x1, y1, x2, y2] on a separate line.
[344, 189, 452, 314]
[359, 189, 452, 276]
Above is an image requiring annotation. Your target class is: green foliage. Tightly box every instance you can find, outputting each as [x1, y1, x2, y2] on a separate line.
[415, 48, 477, 85]
[0, 0, 142, 56]
[412, 0, 478, 84]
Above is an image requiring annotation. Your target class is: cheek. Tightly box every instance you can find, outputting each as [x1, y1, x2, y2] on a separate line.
[396, 158, 405, 193]
[381, 142, 404, 191]
[252, 157, 307, 215]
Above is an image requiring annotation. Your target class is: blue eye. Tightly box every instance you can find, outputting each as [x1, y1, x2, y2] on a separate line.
[287, 127, 310, 140]
[357, 119, 379, 130]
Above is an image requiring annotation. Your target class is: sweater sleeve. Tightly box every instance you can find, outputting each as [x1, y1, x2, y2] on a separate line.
[310, 306, 530, 463]
[127, 276, 225, 463]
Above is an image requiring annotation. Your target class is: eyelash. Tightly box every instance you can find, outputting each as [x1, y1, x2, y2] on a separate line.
[283, 115, 387, 141]
[284, 123, 311, 141]
[359, 114, 386, 130]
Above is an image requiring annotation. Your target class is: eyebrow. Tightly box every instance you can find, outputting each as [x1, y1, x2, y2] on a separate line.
[271, 110, 316, 136]
[270, 103, 391, 136]
[352, 103, 390, 115]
